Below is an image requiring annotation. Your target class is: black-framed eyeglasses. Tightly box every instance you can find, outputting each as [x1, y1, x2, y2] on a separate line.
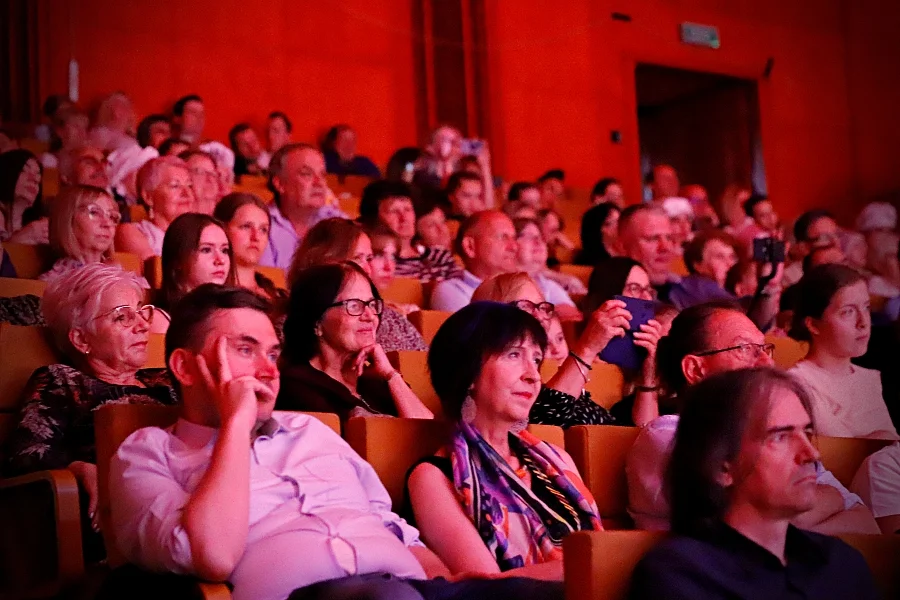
[328, 298, 384, 317]
[93, 304, 156, 328]
[510, 299, 555, 317]
[693, 342, 775, 360]
[623, 283, 658, 299]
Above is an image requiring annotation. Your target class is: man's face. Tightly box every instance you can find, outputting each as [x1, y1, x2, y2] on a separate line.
[540, 178, 564, 207]
[652, 166, 679, 199]
[179, 100, 205, 137]
[74, 148, 110, 189]
[335, 128, 357, 161]
[806, 217, 839, 250]
[519, 186, 541, 209]
[148, 121, 171, 149]
[696, 239, 738, 287]
[752, 200, 779, 232]
[688, 311, 774, 382]
[274, 148, 328, 211]
[266, 117, 291, 152]
[467, 214, 518, 276]
[619, 210, 674, 284]
[378, 196, 416, 241]
[451, 179, 484, 218]
[727, 386, 819, 520]
[235, 129, 262, 161]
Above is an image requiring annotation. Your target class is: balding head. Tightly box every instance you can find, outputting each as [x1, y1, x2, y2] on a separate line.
[457, 210, 518, 279]
[617, 205, 675, 285]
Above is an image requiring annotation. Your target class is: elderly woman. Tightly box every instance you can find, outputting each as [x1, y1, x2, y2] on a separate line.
[289, 218, 427, 352]
[115, 156, 195, 260]
[277, 262, 433, 423]
[180, 150, 222, 215]
[4, 264, 176, 550]
[513, 218, 580, 319]
[408, 302, 601, 580]
[473, 272, 663, 428]
[0, 149, 46, 244]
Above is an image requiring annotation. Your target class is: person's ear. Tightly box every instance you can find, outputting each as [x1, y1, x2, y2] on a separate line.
[168, 348, 198, 387]
[461, 235, 477, 260]
[69, 328, 92, 356]
[715, 461, 734, 488]
[271, 173, 286, 196]
[682, 355, 706, 386]
[804, 316, 820, 338]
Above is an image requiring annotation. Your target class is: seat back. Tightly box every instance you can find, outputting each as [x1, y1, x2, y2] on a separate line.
[563, 530, 665, 600]
[326, 174, 373, 199]
[559, 264, 593, 287]
[840, 533, 900, 599]
[407, 310, 451, 344]
[4, 244, 54, 279]
[565, 425, 640, 529]
[817, 435, 893, 487]
[0, 277, 47, 298]
[387, 351, 443, 418]
[126, 205, 148, 223]
[766, 334, 808, 369]
[381, 278, 424, 308]
[144, 256, 163, 289]
[669, 256, 689, 277]
[112, 252, 143, 276]
[540, 359, 625, 409]
[256, 266, 286, 290]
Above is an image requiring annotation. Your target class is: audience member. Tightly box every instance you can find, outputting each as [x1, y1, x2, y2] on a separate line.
[0, 149, 46, 244]
[358, 179, 461, 282]
[171, 94, 205, 144]
[855, 201, 897, 236]
[180, 150, 222, 215]
[265, 111, 292, 154]
[157, 137, 191, 157]
[590, 177, 624, 207]
[277, 262, 432, 423]
[513, 218, 580, 320]
[576, 202, 619, 266]
[414, 199, 453, 250]
[108, 143, 158, 206]
[431, 211, 517, 312]
[408, 302, 600, 580]
[718, 184, 753, 238]
[627, 303, 879, 535]
[660, 196, 695, 249]
[446, 171, 484, 219]
[115, 156, 195, 260]
[785, 208, 841, 286]
[537, 209, 575, 266]
[366, 225, 419, 315]
[259, 143, 347, 269]
[581, 257, 656, 315]
[136, 114, 171, 149]
[615, 205, 677, 301]
[34, 94, 73, 143]
[229, 123, 271, 178]
[648, 164, 679, 202]
[545, 314, 568, 362]
[321, 124, 381, 178]
[669, 230, 740, 309]
[288, 218, 426, 352]
[386, 146, 422, 183]
[840, 229, 869, 272]
[852, 443, 900, 534]
[788, 264, 898, 440]
[213, 192, 287, 304]
[41, 105, 89, 169]
[629, 368, 880, 600]
[5, 264, 175, 554]
[417, 124, 462, 187]
[864, 230, 900, 298]
[58, 145, 111, 190]
[743, 194, 781, 239]
[89, 91, 136, 152]
[508, 181, 542, 209]
[537, 169, 565, 209]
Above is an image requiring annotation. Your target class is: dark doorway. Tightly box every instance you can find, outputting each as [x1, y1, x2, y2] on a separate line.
[635, 64, 765, 205]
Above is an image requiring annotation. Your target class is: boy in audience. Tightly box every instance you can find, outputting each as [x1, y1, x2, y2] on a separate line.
[109, 285, 562, 600]
[537, 169, 564, 209]
[784, 209, 841, 286]
[629, 367, 880, 599]
[669, 230, 739, 309]
[445, 171, 485, 220]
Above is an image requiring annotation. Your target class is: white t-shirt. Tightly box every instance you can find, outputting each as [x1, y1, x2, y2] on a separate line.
[789, 360, 898, 440]
[851, 443, 900, 519]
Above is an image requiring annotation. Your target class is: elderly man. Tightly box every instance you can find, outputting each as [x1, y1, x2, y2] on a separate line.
[430, 211, 518, 312]
[109, 285, 562, 600]
[616, 205, 678, 301]
[260, 143, 347, 269]
[59, 145, 111, 191]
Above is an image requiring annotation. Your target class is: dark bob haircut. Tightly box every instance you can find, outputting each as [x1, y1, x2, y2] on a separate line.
[428, 301, 548, 420]
[358, 179, 415, 226]
[788, 263, 866, 342]
[282, 262, 381, 364]
[668, 367, 815, 537]
[581, 256, 641, 317]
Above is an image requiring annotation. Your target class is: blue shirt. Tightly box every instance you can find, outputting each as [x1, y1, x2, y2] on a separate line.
[260, 203, 349, 270]
[429, 270, 482, 312]
[324, 151, 382, 179]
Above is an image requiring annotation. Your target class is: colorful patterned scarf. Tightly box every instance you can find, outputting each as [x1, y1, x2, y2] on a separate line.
[447, 421, 602, 571]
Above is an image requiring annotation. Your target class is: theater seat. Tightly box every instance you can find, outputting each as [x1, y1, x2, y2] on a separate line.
[541, 359, 625, 409]
[565, 425, 640, 529]
[0, 277, 47, 298]
[144, 256, 162, 289]
[559, 264, 593, 288]
[4, 243, 54, 279]
[407, 310, 451, 344]
[112, 252, 143, 276]
[817, 435, 893, 487]
[126, 205, 148, 223]
[325, 174, 372, 199]
[387, 351, 442, 417]
[669, 256, 689, 277]
[337, 195, 360, 218]
[382, 277, 424, 308]
[256, 266, 286, 290]
[765, 334, 808, 369]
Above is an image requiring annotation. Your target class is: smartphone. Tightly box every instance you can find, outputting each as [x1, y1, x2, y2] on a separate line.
[598, 295, 657, 373]
[753, 237, 786, 264]
[459, 138, 484, 156]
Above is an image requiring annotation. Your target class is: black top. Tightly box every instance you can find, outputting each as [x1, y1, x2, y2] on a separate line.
[628, 522, 879, 600]
[528, 386, 618, 428]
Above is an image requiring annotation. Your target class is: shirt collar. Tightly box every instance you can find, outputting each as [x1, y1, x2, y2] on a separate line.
[461, 270, 483, 287]
[172, 415, 287, 449]
[706, 522, 827, 571]
[268, 204, 291, 228]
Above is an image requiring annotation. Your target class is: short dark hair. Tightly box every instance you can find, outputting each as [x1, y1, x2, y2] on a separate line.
[446, 171, 482, 195]
[538, 169, 564, 183]
[282, 262, 380, 364]
[228, 123, 253, 154]
[158, 138, 190, 157]
[579, 202, 620, 265]
[428, 302, 548, 420]
[656, 301, 744, 394]
[322, 124, 352, 153]
[669, 367, 815, 536]
[743, 194, 769, 218]
[136, 114, 170, 148]
[165, 284, 271, 365]
[385, 147, 422, 182]
[268, 111, 293, 133]
[683, 230, 738, 275]
[591, 177, 619, 199]
[789, 263, 865, 342]
[793, 209, 835, 243]
[358, 179, 414, 226]
[581, 257, 641, 316]
[42, 94, 70, 119]
[172, 94, 202, 117]
[508, 181, 537, 202]
[177, 149, 216, 165]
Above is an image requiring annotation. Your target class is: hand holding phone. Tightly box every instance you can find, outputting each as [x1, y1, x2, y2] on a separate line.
[598, 296, 658, 372]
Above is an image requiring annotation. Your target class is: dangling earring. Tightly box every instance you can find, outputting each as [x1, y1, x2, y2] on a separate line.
[461, 393, 477, 424]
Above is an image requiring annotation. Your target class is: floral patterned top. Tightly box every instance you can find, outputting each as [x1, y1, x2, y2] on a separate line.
[4, 365, 177, 476]
[377, 307, 428, 352]
[0, 294, 44, 326]
[529, 387, 618, 428]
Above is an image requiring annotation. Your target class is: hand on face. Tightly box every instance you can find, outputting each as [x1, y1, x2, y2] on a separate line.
[582, 299, 632, 355]
[351, 343, 395, 380]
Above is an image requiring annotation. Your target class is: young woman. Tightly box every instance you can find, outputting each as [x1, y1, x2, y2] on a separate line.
[365, 225, 419, 316]
[576, 202, 620, 266]
[0, 149, 46, 244]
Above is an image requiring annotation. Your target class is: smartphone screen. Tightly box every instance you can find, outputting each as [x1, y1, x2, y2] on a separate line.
[597, 295, 657, 373]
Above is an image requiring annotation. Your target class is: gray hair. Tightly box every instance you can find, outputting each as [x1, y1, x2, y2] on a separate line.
[136, 155, 189, 202]
[266, 142, 316, 204]
[41, 263, 147, 359]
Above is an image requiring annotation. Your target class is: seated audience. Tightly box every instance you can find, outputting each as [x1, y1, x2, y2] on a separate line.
[545, 314, 568, 362]
[864, 230, 900, 299]
[739, 194, 781, 247]
[0, 149, 46, 244]
[265, 111, 292, 154]
[157, 213, 235, 315]
[278, 262, 432, 422]
[5, 264, 176, 550]
[180, 150, 222, 215]
[537, 169, 565, 209]
[259, 143, 347, 269]
[648, 164, 679, 203]
[108, 143, 159, 206]
[680, 183, 718, 229]
[787, 264, 898, 440]
[414, 198, 453, 250]
[34, 94, 73, 143]
[157, 137, 191, 157]
[416, 124, 463, 189]
[590, 177, 624, 207]
[171, 94, 234, 176]
[784, 208, 841, 286]
[852, 443, 900, 534]
[536, 209, 575, 266]
[59, 145, 111, 190]
[359, 179, 461, 282]
[430, 211, 518, 312]
[507, 181, 542, 211]
[629, 368, 880, 600]
[365, 225, 418, 315]
[513, 218, 580, 320]
[660, 197, 695, 250]
[40, 105, 89, 169]
[229, 122, 271, 178]
[321, 124, 381, 178]
[615, 205, 678, 301]
[446, 171, 485, 219]
[627, 302, 879, 535]
[115, 156, 195, 260]
[669, 230, 739, 309]
[289, 218, 427, 352]
[408, 302, 601, 580]
[89, 91, 136, 152]
[109, 285, 558, 600]
[576, 201, 619, 266]
[136, 114, 171, 149]
[213, 192, 287, 304]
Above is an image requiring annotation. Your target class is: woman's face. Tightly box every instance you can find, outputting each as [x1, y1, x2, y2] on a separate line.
[470, 336, 544, 425]
[350, 234, 375, 276]
[546, 318, 568, 362]
[150, 165, 195, 226]
[15, 159, 41, 204]
[622, 266, 655, 301]
[318, 273, 380, 354]
[370, 239, 397, 290]
[601, 209, 620, 246]
[73, 193, 119, 258]
[808, 280, 871, 359]
[515, 223, 548, 272]
[227, 204, 270, 267]
[416, 207, 451, 249]
[184, 225, 231, 290]
[80, 283, 151, 371]
[186, 155, 220, 215]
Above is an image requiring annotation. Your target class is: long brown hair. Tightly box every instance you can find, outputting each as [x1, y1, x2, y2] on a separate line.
[288, 217, 366, 286]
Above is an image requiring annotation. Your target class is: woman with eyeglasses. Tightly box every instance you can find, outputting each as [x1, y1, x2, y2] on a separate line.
[4, 264, 177, 559]
[276, 262, 433, 423]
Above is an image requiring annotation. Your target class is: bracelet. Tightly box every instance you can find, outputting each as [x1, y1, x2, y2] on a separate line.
[635, 384, 659, 393]
[386, 370, 403, 383]
[569, 351, 593, 371]
[573, 360, 589, 383]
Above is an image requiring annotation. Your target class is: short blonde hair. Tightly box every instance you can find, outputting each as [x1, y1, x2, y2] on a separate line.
[472, 272, 540, 303]
[41, 263, 146, 359]
[49, 185, 116, 263]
